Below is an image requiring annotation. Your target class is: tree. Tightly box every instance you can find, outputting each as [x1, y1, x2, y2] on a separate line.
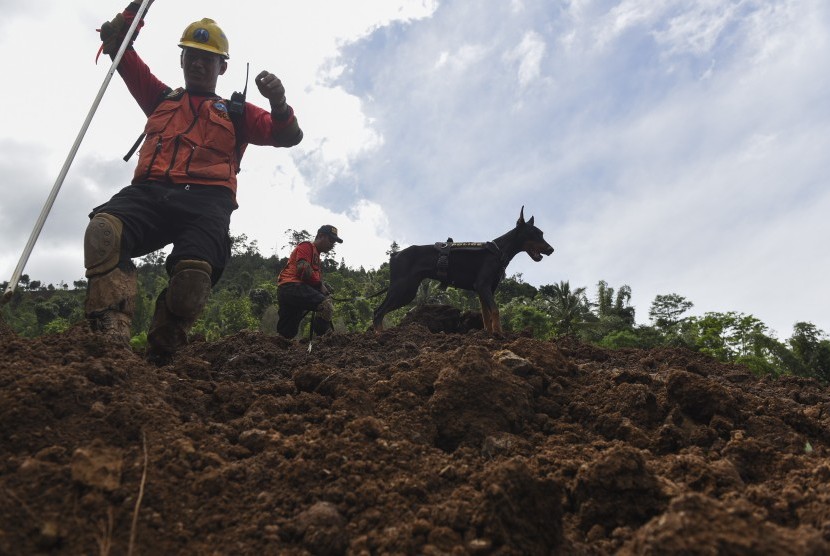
[33, 301, 59, 329]
[249, 286, 274, 319]
[283, 229, 311, 252]
[649, 294, 693, 332]
[386, 241, 400, 258]
[599, 330, 642, 349]
[587, 281, 636, 342]
[690, 311, 769, 363]
[496, 274, 538, 304]
[501, 300, 553, 338]
[231, 233, 260, 257]
[219, 296, 259, 334]
[540, 281, 592, 335]
[140, 250, 167, 267]
[789, 322, 830, 381]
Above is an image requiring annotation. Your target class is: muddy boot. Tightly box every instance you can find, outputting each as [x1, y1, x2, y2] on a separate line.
[312, 314, 334, 336]
[146, 289, 190, 366]
[146, 260, 212, 365]
[85, 265, 137, 346]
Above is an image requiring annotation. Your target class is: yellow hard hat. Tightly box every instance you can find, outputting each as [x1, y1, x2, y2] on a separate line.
[179, 18, 229, 59]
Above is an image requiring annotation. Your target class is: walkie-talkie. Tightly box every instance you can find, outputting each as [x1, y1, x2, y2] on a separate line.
[228, 62, 249, 118]
[227, 63, 249, 173]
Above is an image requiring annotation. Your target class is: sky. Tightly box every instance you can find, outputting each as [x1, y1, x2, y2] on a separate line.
[1, 0, 828, 339]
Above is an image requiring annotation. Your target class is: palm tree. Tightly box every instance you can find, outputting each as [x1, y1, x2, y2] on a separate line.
[540, 281, 592, 335]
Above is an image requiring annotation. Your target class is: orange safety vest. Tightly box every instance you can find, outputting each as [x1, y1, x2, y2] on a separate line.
[132, 88, 242, 194]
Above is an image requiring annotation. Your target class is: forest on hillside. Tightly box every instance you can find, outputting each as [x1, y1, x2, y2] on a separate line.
[2, 232, 829, 383]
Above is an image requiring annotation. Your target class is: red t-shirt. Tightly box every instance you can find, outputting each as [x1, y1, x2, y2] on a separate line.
[277, 242, 321, 286]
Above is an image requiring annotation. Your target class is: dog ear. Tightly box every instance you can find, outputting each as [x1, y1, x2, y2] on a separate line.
[518, 206, 526, 225]
[528, 216, 534, 226]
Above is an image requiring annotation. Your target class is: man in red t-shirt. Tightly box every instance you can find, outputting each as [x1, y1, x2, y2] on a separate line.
[276, 225, 343, 338]
[85, 1, 302, 363]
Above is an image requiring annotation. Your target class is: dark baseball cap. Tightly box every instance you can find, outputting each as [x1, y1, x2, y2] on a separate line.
[318, 225, 343, 243]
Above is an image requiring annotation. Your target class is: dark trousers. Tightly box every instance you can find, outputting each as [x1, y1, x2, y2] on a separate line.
[277, 283, 330, 339]
[90, 182, 236, 284]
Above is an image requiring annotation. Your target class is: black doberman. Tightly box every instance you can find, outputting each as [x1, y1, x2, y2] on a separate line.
[372, 207, 554, 333]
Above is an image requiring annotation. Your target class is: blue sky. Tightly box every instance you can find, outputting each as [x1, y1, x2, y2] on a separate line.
[1, 0, 828, 338]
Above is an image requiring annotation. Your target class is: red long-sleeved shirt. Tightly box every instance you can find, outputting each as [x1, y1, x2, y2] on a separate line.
[111, 3, 301, 155]
[115, 49, 302, 149]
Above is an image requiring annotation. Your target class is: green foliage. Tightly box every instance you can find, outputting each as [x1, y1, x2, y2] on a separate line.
[386, 241, 401, 257]
[788, 322, 830, 381]
[220, 295, 260, 334]
[598, 329, 641, 349]
[596, 280, 635, 324]
[649, 293, 694, 332]
[500, 298, 553, 338]
[42, 317, 72, 335]
[495, 274, 538, 304]
[539, 281, 592, 335]
[688, 311, 769, 363]
[735, 354, 782, 378]
[6, 234, 830, 384]
[130, 331, 148, 350]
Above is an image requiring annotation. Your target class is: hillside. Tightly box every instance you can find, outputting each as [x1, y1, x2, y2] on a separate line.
[1, 313, 829, 555]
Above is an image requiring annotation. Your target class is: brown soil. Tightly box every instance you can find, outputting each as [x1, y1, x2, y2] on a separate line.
[2, 307, 830, 555]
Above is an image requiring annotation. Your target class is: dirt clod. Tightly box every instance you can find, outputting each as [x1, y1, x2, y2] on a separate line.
[1, 317, 830, 554]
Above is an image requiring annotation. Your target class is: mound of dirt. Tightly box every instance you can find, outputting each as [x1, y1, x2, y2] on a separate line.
[2, 309, 830, 555]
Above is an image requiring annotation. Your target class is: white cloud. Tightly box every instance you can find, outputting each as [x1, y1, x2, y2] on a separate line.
[2, 0, 830, 340]
[434, 44, 489, 71]
[505, 31, 546, 87]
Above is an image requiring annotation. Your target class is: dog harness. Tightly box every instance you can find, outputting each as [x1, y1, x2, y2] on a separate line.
[433, 240, 502, 282]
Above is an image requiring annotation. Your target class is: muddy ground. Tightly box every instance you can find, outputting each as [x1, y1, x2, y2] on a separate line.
[2, 306, 830, 555]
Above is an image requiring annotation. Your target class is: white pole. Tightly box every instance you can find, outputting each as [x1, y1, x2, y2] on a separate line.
[2, 0, 154, 305]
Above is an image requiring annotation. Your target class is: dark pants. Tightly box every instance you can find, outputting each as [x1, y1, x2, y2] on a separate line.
[277, 283, 330, 339]
[89, 182, 236, 284]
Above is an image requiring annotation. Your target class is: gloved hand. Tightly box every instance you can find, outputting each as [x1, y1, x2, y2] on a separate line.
[255, 71, 290, 116]
[99, 13, 127, 57]
[97, 2, 150, 61]
[315, 298, 334, 321]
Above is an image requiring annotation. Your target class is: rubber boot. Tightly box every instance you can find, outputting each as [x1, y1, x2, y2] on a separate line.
[85, 266, 136, 346]
[312, 315, 334, 336]
[146, 289, 192, 365]
[146, 261, 212, 365]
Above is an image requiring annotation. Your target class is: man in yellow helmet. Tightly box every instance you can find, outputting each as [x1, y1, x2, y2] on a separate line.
[87, 1, 303, 364]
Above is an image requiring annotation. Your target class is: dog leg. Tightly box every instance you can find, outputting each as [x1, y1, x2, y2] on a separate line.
[372, 279, 422, 331]
[372, 301, 388, 331]
[490, 306, 502, 333]
[477, 288, 502, 333]
[478, 299, 492, 332]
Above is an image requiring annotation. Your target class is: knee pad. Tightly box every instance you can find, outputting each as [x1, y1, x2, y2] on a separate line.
[84, 213, 124, 277]
[166, 259, 212, 319]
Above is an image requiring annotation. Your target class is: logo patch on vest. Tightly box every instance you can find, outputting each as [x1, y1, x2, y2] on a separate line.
[213, 101, 231, 120]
